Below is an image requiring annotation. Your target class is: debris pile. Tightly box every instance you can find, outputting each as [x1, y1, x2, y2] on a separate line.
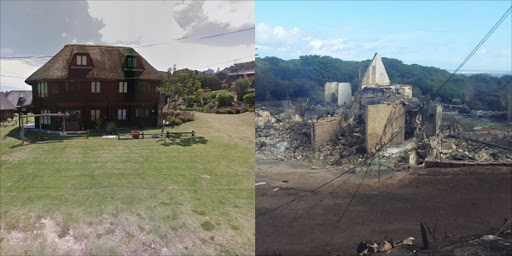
[256, 110, 314, 161]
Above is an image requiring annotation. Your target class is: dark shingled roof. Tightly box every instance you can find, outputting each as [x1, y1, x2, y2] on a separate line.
[0, 94, 16, 110]
[25, 44, 161, 83]
[6, 90, 32, 108]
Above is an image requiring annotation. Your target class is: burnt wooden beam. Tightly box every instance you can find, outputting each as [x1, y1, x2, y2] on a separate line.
[421, 222, 430, 250]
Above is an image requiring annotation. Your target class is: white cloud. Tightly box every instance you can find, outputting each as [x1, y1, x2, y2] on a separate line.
[86, 0, 254, 72]
[257, 23, 353, 59]
[256, 23, 301, 45]
[203, 1, 254, 29]
[0, 59, 40, 91]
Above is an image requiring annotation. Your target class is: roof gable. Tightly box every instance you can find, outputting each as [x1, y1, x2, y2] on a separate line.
[25, 44, 161, 83]
[361, 53, 391, 88]
[0, 94, 16, 110]
[6, 90, 32, 108]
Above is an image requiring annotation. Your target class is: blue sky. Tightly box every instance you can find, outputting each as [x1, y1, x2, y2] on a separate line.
[256, 1, 512, 71]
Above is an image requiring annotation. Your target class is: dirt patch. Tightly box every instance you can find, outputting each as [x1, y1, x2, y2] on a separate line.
[256, 163, 512, 255]
[0, 211, 252, 256]
[0, 216, 86, 255]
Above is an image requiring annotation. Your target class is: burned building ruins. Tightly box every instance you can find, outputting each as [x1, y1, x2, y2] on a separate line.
[256, 53, 512, 168]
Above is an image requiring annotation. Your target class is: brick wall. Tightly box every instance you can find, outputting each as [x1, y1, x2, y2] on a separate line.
[365, 103, 405, 153]
[311, 115, 343, 151]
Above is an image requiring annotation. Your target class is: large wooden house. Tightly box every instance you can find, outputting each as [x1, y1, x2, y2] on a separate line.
[25, 44, 163, 131]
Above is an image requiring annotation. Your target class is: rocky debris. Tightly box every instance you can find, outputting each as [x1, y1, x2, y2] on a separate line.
[449, 235, 512, 256]
[357, 238, 414, 256]
[256, 109, 314, 162]
[471, 110, 508, 120]
[255, 108, 367, 165]
[421, 134, 512, 163]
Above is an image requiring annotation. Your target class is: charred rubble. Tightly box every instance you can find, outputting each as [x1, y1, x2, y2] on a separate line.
[255, 53, 512, 168]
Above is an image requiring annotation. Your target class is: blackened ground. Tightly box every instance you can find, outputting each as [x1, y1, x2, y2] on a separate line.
[256, 161, 511, 255]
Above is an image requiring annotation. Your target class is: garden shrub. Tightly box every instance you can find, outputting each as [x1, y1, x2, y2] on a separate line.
[215, 90, 234, 107]
[175, 111, 195, 123]
[105, 122, 117, 135]
[243, 92, 255, 106]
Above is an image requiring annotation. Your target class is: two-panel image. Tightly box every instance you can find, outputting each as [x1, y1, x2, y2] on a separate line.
[1, 1, 511, 255]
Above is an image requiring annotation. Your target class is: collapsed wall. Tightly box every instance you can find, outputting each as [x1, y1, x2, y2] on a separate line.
[423, 103, 443, 137]
[365, 103, 405, 154]
[311, 115, 343, 151]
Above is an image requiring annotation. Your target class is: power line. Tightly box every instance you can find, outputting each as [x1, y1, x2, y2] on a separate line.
[1, 27, 255, 58]
[177, 27, 255, 40]
[256, 5, 512, 220]
[0, 74, 26, 79]
[0, 55, 53, 60]
[0, 55, 255, 81]
[190, 55, 254, 70]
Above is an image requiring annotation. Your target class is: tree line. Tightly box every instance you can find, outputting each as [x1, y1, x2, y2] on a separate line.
[256, 55, 511, 111]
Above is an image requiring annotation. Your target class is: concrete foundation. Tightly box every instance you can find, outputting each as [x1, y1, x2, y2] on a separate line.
[365, 103, 405, 153]
[311, 115, 343, 151]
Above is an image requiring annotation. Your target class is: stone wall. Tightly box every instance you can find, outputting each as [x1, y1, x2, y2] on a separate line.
[311, 115, 343, 151]
[365, 103, 405, 153]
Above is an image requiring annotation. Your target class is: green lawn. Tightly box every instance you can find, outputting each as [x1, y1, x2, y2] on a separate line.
[0, 112, 255, 255]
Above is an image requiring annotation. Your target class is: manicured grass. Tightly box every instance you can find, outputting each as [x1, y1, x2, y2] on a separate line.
[0, 112, 255, 255]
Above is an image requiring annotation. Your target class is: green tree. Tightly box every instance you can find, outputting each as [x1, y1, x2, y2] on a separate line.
[197, 74, 222, 90]
[233, 77, 254, 100]
[156, 72, 200, 133]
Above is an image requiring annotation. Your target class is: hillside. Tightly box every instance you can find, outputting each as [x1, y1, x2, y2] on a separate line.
[256, 56, 511, 111]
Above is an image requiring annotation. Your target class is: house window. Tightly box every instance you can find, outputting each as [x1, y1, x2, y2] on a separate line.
[91, 109, 100, 121]
[91, 81, 101, 93]
[77, 55, 87, 65]
[41, 110, 51, 125]
[127, 57, 137, 67]
[119, 81, 128, 93]
[136, 108, 150, 118]
[38, 82, 48, 97]
[118, 109, 127, 120]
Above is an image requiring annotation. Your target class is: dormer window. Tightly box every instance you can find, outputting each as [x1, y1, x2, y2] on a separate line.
[76, 55, 87, 65]
[127, 56, 137, 67]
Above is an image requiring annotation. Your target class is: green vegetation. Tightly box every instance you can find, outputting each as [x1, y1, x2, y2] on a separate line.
[197, 74, 222, 91]
[233, 77, 255, 100]
[256, 56, 511, 110]
[215, 90, 235, 108]
[0, 112, 255, 255]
